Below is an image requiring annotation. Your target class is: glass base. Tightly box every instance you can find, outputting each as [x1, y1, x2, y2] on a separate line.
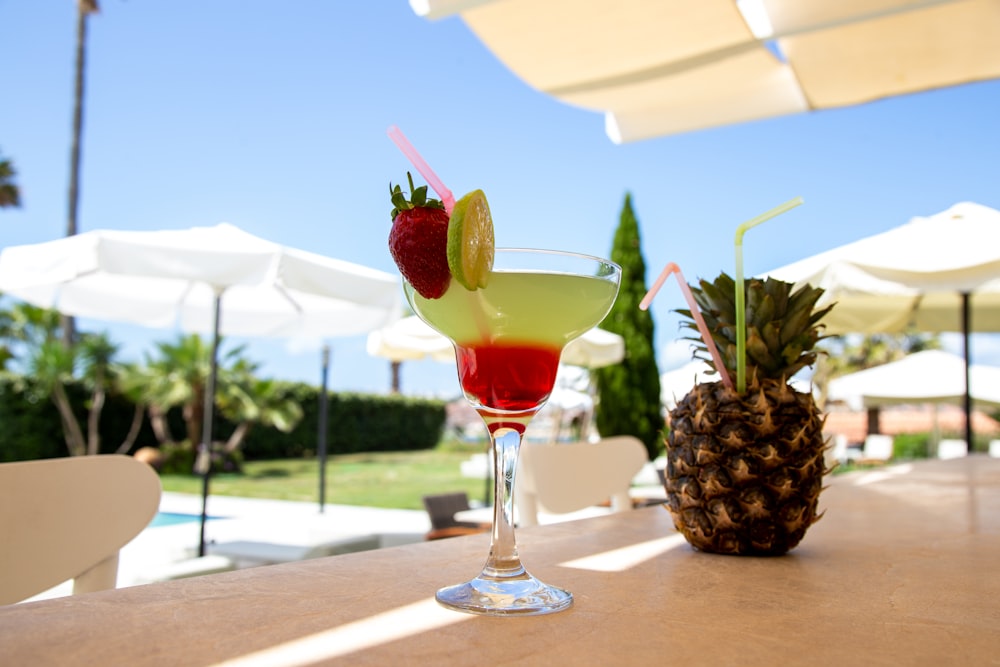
[435, 571, 573, 616]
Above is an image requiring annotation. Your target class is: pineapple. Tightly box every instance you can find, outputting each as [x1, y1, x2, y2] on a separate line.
[665, 273, 834, 556]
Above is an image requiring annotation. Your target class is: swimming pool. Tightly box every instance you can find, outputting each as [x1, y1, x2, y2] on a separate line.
[149, 512, 220, 528]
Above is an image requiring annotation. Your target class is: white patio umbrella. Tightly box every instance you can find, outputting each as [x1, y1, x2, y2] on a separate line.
[764, 201, 1000, 452]
[365, 314, 455, 394]
[561, 326, 626, 369]
[660, 361, 719, 411]
[412, 0, 1000, 142]
[827, 349, 1000, 410]
[365, 315, 455, 364]
[0, 223, 401, 555]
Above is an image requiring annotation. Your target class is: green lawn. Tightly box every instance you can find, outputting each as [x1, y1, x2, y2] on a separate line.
[156, 445, 869, 511]
[158, 448, 492, 510]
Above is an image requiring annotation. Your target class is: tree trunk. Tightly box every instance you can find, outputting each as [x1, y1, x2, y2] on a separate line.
[64, 2, 96, 347]
[115, 404, 145, 454]
[52, 384, 86, 456]
[391, 361, 401, 393]
[187, 385, 205, 448]
[86, 384, 105, 456]
[223, 422, 251, 453]
[148, 405, 172, 444]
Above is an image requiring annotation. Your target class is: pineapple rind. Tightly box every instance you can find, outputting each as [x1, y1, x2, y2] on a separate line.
[665, 377, 828, 556]
[667, 273, 832, 555]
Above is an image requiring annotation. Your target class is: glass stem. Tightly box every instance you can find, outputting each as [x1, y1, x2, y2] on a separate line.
[483, 425, 527, 579]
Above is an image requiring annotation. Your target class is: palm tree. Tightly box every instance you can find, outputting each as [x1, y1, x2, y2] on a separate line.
[133, 334, 302, 456]
[76, 332, 119, 455]
[67, 0, 98, 237]
[4, 303, 127, 456]
[117, 361, 178, 444]
[140, 334, 230, 448]
[30, 338, 86, 455]
[0, 150, 21, 208]
[31, 333, 122, 456]
[218, 375, 303, 454]
[63, 0, 100, 345]
[0, 303, 61, 374]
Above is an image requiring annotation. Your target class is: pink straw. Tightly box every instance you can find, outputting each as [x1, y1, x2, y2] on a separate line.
[641, 262, 734, 390]
[387, 125, 456, 214]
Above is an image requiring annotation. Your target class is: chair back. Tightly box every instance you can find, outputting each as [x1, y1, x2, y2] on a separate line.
[937, 439, 968, 459]
[516, 436, 648, 527]
[422, 492, 474, 530]
[826, 434, 849, 467]
[863, 434, 894, 461]
[0, 455, 161, 605]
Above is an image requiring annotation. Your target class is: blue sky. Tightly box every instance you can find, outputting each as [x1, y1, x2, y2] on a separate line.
[3, 2, 1000, 397]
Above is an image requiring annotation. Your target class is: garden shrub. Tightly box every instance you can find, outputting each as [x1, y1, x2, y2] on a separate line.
[0, 375, 446, 464]
[241, 386, 447, 460]
[893, 432, 929, 460]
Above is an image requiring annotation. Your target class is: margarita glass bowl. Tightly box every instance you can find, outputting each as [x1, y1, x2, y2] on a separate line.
[405, 247, 621, 616]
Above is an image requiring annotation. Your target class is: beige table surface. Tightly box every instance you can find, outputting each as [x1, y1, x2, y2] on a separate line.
[2, 456, 998, 666]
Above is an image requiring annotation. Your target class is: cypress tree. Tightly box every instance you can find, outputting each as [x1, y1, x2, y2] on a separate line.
[594, 193, 663, 460]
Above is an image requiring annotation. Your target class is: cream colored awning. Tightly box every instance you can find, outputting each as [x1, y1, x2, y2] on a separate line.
[412, 0, 1000, 142]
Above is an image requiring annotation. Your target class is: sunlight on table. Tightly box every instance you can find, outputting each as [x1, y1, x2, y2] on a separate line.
[560, 534, 688, 572]
[207, 532, 689, 665]
[209, 597, 470, 667]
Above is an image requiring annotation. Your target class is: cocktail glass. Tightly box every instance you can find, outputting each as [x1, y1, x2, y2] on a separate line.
[405, 248, 621, 616]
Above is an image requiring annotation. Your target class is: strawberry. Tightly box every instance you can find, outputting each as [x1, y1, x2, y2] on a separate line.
[389, 172, 452, 299]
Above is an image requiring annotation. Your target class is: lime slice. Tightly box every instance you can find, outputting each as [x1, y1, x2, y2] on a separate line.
[447, 189, 495, 290]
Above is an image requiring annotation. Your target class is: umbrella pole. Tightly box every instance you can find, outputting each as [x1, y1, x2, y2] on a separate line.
[197, 292, 222, 557]
[318, 345, 330, 513]
[962, 292, 972, 455]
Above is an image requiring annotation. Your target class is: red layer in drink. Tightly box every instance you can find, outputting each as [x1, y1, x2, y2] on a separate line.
[456, 343, 561, 412]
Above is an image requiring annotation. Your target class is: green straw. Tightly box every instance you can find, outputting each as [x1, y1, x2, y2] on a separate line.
[734, 196, 804, 393]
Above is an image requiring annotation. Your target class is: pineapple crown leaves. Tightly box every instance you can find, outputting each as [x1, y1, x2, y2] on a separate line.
[389, 171, 445, 220]
[675, 272, 834, 382]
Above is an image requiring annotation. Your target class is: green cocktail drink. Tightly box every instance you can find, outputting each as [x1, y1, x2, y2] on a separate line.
[409, 270, 618, 348]
[404, 248, 621, 616]
[407, 268, 619, 415]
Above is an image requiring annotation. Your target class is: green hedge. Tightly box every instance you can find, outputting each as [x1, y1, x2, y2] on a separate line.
[889, 431, 991, 459]
[0, 376, 67, 461]
[892, 432, 929, 460]
[239, 385, 447, 459]
[0, 376, 446, 463]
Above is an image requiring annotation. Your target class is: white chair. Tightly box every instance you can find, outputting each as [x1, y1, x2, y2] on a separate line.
[862, 434, 894, 461]
[0, 455, 161, 605]
[937, 439, 968, 460]
[990, 440, 1000, 458]
[515, 436, 648, 527]
[826, 434, 849, 468]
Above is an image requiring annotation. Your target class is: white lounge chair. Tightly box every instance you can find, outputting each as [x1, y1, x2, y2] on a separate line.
[206, 535, 381, 567]
[0, 455, 161, 605]
[134, 555, 236, 584]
